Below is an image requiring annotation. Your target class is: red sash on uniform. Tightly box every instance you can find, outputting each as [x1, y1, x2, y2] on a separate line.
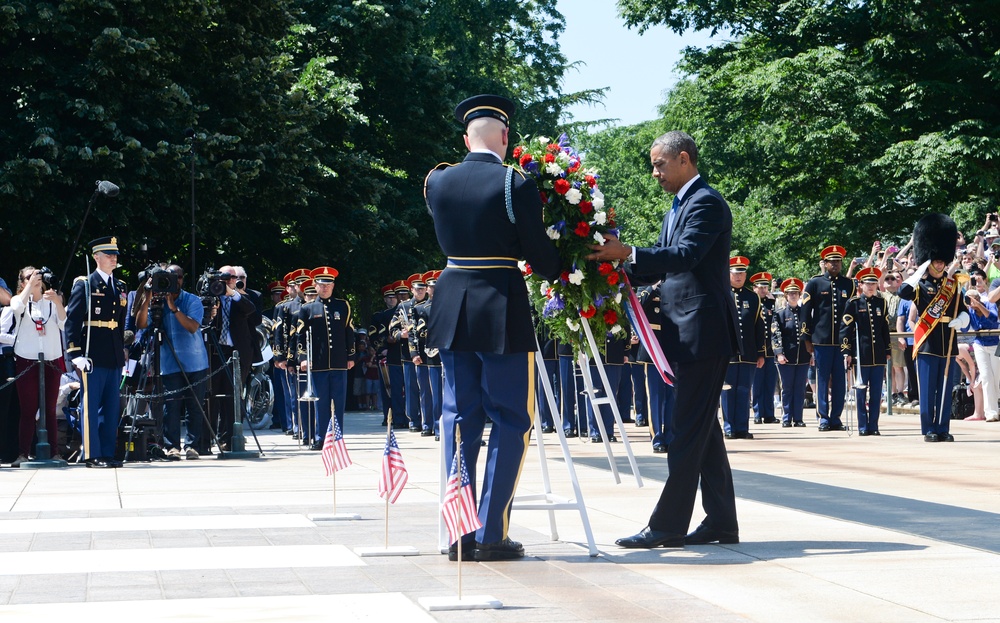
[912, 276, 956, 350]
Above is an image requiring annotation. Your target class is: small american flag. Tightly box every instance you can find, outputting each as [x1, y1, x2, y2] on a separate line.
[623, 274, 674, 385]
[321, 418, 352, 476]
[441, 445, 483, 544]
[378, 430, 408, 503]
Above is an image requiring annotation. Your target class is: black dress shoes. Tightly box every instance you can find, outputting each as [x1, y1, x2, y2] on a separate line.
[753, 417, 763, 424]
[725, 431, 753, 439]
[85, 458, 109, 468]
[635, 418, 647, 427]
[781, 421, 792, 428]
[564, 429, 578, 438]
[762, 419, 779, 424]
[108, 459, 124, 468]
[474, 537, 524, 561]
[685, 523, 740, 545]
[793, 421, 806, 427]
[541, 425, 555, 434]
[615, 527, 684, 549]
[448, 541, 476, 561]
[819, 422, 846, 431]
[652, 443, 667, 454]
[924, 433, 939, 442]
[939, 433, 954, 442]
[420, 429, 434, 437]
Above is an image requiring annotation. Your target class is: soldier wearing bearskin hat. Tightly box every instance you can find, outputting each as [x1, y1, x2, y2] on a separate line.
[898, 213, 969, 442]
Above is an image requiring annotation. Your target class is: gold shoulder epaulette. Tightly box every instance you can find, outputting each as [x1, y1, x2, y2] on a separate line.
[74, 276, 87, 283]
[423, 162, 459, 199]
[503, 163, 527, 180]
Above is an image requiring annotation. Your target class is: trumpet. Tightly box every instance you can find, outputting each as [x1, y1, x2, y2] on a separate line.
[299, 327, 319, 402]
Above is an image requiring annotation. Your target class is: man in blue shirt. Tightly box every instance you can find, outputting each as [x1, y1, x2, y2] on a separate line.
[136, 265, 209, 459]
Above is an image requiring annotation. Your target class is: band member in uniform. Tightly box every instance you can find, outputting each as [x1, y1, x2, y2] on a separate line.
[898, 213, 969, 442]
[637, 283, 673, 453]
[410, 270, 442, 437]
[841, 267, 892, 436]
[587, 334, 627, 443]
[425, 94, 561, 561]
[384, 280, 409, 428]
[274, 269, 308, 436]
[65, 236, 128, 468]
[296, 267, 356, 443]
[369, 283, 398, 424]
[264, 280, 286, 430]
[772, 278, 811, 427]
[722, 257, 765, 439]
[750, 271, 779, 424]
[803, 245, 856, 431]
[397, 273, 427, 431]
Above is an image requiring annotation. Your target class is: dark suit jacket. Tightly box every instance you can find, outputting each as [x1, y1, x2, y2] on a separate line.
[213, 293, 256, 379]
[425, 152, 560, 354]
[633, 177, 740, 363]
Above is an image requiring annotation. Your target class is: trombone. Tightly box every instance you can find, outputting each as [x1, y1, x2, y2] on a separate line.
[299, 327, 319, 403]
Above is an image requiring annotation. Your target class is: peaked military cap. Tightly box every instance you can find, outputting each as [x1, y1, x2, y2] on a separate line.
[90, 236, 119, 255]
[310, 266, 338, 284]
[780, 278, 804, 293]
[820, 245, 846, 261]
[749, 271, 772, 286]
[454, 94, 515, 128]
[729, 256, 750, 273]
[855, 266, 882, 283]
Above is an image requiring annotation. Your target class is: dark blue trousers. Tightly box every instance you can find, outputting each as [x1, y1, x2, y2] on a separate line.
[916, 354, 960, 435]
[81, 366, 122, 460]
[416, 364, 442, 433]
[721, 362, 755, 435]
[403, 360, 421, 427]
[617, 364, 633, 421]
[559, 354, 584, 434]
[854, 365, 885, 433]
[269, 365, 287, 430]
[752, 358, 778, 421]
[279, 367, 296, 431]
[441, 350, 534, 545]
[645, 363, 675, 447]
[536, 358, 558, 429]
[630, 362, 648, 423]
[388, 364, 405, 425]
[312, 369, 347, 440]
[777, 363, 809, 424]
[813, 344, 846, 427]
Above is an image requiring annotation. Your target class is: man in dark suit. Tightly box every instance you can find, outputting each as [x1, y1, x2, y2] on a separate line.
[588, 131, 742, 547]
[425, 94, 561, 561]
[65, 236, 128, 468]
[210, 265, 257, 449]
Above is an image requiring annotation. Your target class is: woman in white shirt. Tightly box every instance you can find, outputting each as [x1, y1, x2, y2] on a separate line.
[9, 267, 67, 466]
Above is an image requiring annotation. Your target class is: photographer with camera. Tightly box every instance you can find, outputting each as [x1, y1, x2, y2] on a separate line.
[8, 266, 67, 466]
[136, 265, 209, 458]
[207, 265, 257, 450]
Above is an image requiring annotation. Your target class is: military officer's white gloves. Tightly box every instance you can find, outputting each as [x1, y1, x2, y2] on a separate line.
[72, 357, 92, 373]
[903, 259, 932, 289]
[948, 311, 970, 330]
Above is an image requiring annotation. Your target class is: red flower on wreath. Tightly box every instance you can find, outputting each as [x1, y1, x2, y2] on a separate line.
[585, 174, 597, 188]
[560, 271, 570, 284]
[547, 143, 560, 153]
[598, 262, 614, 275]
[544, 153, 556, 163]
[522, 263, 533, 276]
[553, 178, 571, 195]
[539, 190, 548, 204]
[580, 306, 596, 319]
[603, 310, 617, 325]
[513, 146, 523, 159]
[606, 272, 619, 286]
[520, 153, 533, 167]
[574, 221, 591, 237]
[579, 200, 593, 215]
[568, 160, 581, 173]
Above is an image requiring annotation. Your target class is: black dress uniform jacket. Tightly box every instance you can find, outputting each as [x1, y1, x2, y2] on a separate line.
[296, 297, 356, 371]
[731, 286, 765, 364]
[840, 294, 892, 365]
[760, 297, 775, 358]
[65, 272, 127, 368]
[898, 276, 968, 357]
[409, 298, 441, 366]
[425, 152, 560, 354]
[772, 305, 810, 364]
[803, 273, 856, 345]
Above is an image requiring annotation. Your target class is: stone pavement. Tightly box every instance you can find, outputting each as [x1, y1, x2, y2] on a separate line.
[1, 407, 999, 622]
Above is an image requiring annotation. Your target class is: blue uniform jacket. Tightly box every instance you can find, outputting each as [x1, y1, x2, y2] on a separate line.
[65, 272, 127, 369]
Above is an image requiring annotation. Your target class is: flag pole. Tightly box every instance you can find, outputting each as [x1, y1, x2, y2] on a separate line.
[456, 426, 464, 599]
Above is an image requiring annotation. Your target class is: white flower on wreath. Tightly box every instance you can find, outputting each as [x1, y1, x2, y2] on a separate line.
[537, 136, 550, 145]
[614, 291, 622, 304]
[594, 211, 607, 225]
[546, 226, 561, 240]
[557, 151, 570, 166]
[540, 281, 550, 296]
[611, 324, 623, 335]
[593, 231, 605, 246]
[565, 188, 582, 204]
[592, 195, 605, 211]
[566, 318, 580, 331]
[568, 269, 585, 285]
[545, 162, 563, 176]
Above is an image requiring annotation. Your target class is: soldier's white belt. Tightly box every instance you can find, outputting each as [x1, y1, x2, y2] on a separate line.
[86, 320, 119, 329]
[446, 256, 518, 270]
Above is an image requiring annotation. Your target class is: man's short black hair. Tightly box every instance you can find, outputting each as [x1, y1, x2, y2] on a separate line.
[651, 131, 698, 166]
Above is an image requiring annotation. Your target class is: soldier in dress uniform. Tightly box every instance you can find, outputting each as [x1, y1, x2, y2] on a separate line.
[274, 269, 308, 437]
[841, 267, 892, 436]
[425, 94, 561, 561]
[772, 278, 811, 427]
[628, 330, 649, 429]
[750, 271, 779, 424]
[65, 236, 128, 468]
[409, 270, 442, 437]
[803, 245, 856, 431]
[384, 280, 409, 428]
[898, 213, 969, 442]
[264, 280, 286, 430]
[535, 320, 558, 434]
[296, 267, 356, 444]
[721, 256, 765, 439]
[368, 283, 398, 425]
[396, 273, 427, 431]
[636, 283, 673, 453]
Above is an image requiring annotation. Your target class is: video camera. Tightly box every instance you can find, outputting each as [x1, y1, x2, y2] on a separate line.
[197, 268, 233, 299]
[147, 266, 180, 296]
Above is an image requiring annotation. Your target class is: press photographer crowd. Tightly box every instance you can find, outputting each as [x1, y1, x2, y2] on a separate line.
[4, 207, 1000, 468]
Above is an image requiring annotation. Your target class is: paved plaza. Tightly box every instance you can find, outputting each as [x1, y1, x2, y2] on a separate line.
[1, 406, 999, 622]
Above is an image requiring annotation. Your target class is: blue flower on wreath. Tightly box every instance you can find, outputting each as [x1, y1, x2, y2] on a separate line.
[543, 294, 565, 317]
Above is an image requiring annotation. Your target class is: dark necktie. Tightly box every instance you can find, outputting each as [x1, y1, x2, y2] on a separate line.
[222, 296, 231, 346]
[665, 196, 680, 241]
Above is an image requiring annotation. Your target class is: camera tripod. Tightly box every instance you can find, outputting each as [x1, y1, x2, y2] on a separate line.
[202, 317, 264, 457]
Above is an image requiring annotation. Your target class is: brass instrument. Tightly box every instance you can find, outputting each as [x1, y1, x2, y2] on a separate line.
[299, 327, 319, 402]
